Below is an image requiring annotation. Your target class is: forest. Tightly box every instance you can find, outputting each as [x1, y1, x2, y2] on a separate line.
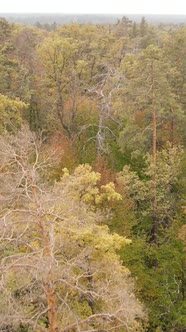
[0, 15, 186, 332]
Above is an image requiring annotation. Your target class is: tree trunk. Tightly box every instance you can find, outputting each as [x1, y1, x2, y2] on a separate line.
[31, 177, 58, 332]
[44, 277, 58, 332]
[150, 60, 157, 243]
[170, 116, 175, 147]
[41, 227, 58, 332]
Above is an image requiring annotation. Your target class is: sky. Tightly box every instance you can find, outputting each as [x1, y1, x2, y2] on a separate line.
[0, 0, 186, 15]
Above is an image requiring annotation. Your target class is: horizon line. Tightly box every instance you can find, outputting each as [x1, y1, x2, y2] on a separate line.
[1, 12, 186, 16]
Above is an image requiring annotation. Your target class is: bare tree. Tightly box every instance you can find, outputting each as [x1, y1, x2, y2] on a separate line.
[84, 66, 123, 156]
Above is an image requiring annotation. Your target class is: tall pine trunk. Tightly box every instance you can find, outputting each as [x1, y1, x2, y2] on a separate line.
[150, 60, 157, 243]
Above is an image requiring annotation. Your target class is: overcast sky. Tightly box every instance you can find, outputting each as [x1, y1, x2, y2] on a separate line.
[0, 0, 186, 15]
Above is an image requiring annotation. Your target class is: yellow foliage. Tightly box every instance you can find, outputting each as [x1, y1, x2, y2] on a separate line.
[0, 94, 28, 132]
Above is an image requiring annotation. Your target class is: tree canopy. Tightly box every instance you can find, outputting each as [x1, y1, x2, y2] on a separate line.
[0, 16, 185, 332]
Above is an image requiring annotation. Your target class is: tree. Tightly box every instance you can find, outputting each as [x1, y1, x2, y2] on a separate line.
[119, 45, 183, 241]
[163, 27, 186, 147]
[117, 144, 184, 240]
[85, 65, 122, 157]
[0, 94, 27, 133]
[0, 126, 145, 332]
[0, 18, 17, 96]
[37, 32, 90, 138]
[117, 145, 186, 330]
[119, 45, 183, 155]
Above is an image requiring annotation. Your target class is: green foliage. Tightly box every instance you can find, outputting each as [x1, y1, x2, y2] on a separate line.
[0, 94, 27, 132]
[121, 235, 186, 331]
[119, 45, 184, 156]
[116, 144, 186, 331]
[117, 145, 184, 233]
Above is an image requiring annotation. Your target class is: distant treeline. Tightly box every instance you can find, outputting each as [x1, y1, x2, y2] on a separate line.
[1, 13, 186, 26]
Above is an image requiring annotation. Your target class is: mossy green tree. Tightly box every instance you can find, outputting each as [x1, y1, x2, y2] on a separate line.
[0, 126, 146, 332]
